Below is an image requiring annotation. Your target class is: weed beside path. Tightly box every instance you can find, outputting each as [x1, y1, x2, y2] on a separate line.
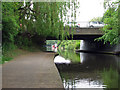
[2, 46, 42, 64]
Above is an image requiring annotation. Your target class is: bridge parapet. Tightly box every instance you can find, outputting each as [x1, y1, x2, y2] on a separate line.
[46, 27, 104, 40]
[72, 27, 103, 35]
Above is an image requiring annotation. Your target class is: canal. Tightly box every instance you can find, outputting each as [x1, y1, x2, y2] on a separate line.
[54, 50, 120, 89]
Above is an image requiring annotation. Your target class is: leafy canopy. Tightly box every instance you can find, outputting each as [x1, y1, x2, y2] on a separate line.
[19, 1, 80, 39]
[96, 1, 120, 45]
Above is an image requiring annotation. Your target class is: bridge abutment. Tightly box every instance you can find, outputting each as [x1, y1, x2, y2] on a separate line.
[80, 40, 120, 54]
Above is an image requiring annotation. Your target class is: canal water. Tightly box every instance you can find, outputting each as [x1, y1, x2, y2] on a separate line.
[54, 50, 120, 90]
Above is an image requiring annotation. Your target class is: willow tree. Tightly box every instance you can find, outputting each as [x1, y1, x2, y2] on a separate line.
[2, 1, 79, 51]
[97, 1, 120, 45]
[19, 1, 80, 40]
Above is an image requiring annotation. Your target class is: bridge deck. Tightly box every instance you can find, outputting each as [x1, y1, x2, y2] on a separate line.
[74, 27, 103, 35]
[46, 27, 104, 40]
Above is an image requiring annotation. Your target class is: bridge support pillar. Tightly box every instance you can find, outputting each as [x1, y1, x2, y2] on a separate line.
[80, 40, 120, 54]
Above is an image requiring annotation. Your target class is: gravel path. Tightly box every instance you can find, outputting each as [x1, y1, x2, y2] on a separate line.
[2, 52, 63, 89]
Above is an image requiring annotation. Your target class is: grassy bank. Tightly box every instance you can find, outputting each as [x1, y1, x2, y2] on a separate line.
[2, 44, 42, 64]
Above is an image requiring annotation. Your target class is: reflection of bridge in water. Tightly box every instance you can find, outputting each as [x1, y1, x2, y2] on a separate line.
[55, 52, 120, 74]
[54, 52, 120, 88]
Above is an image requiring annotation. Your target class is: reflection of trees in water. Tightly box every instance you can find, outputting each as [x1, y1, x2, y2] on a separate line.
[57, 64, 119, 89]
[102, 67, 119, 89]
[56, 54, 120, 73]
[57, 49, 80, 63]
[55, 50, 120, 89]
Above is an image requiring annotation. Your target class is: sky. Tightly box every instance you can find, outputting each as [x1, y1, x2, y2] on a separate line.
[23, 0, 116, 23]
[76, 0, 105, 22]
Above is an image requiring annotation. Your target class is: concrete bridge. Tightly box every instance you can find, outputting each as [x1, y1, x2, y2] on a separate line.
[72, 27, 103, 35]
[46, 27, 103, 40]
[46, 27, 120, 55]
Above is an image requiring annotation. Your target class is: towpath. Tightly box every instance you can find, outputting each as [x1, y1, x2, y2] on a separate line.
[2, 52, 63, 89]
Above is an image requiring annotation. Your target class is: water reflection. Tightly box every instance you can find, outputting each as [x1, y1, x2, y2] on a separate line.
[54, 55, 71, 64]
[54, 50, 120, 89]
[102, 67, 119, 89]
[57, 49, 80, 63]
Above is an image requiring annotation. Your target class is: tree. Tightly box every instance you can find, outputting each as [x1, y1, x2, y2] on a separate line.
[90, 17, 103, 22]
[2, 1, 79, 50]
[18, 1, 79, 40]
[97, 1, 120, 45]
[2, 2, 21, 51]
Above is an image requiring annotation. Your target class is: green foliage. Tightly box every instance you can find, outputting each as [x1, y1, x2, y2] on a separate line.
[15, 36, 32, 47]
[96, 1, 120, 45]
[2, 2, 20, 52]
[2, 42, 17, 64]
[0, 24, 1, 31]
[2, 1, 79, 64]
[19, 1, 79, 40]
[90, 17, 103, 22]
[0, 1, 1, 21]
[58, 40, 80, 50]
[0, 46, 2, 64]
[2, 2, 25, 64]
[34, 3, 60, 37]
[2, 1, 79, 50]
[0, 0, 1, 31]
[102, 67, 119, 89]
[57, 49, 80, 63]
[46, 40, 58, 45]
[2, 43, 17, 53]
[2, 56, 13, 64]
[67, 44, 74, 50]
[2, 17, 19, 43]
[75, 41, 80, 49]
